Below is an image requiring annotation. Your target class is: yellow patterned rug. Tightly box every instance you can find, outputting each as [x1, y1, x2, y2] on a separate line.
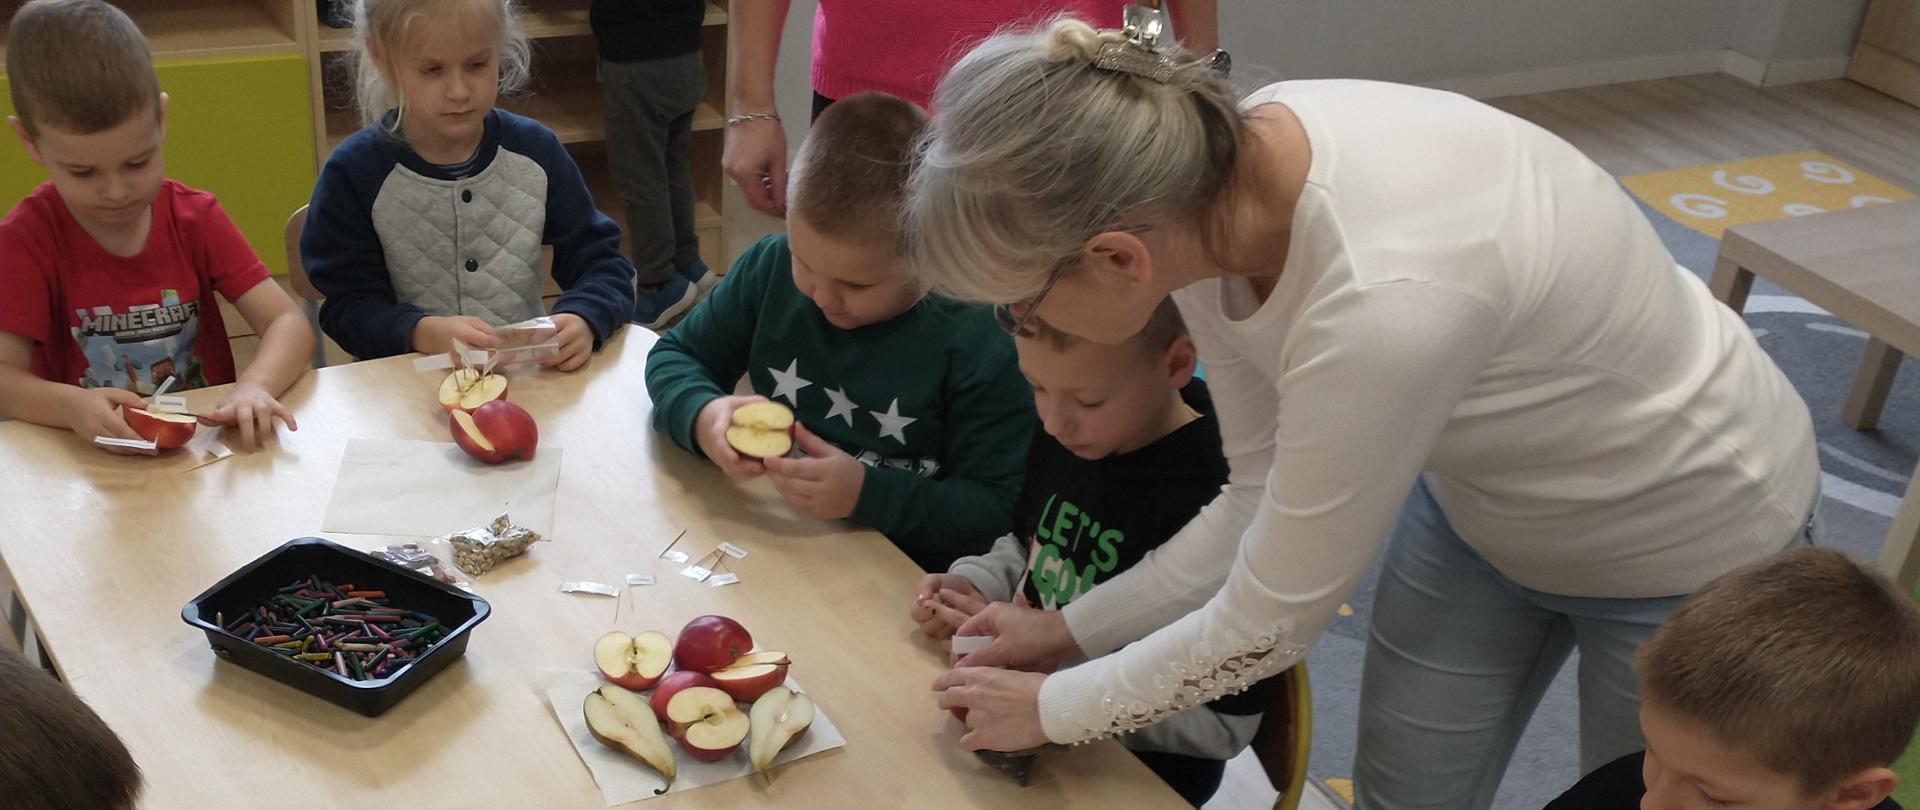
[1620, 149, 1913, 239]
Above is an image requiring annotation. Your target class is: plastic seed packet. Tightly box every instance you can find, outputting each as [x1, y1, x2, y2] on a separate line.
[441, 513, 544, 576]
[366, 543, 472, 592]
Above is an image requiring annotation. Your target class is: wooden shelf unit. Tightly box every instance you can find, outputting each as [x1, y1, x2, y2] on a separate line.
[1, 0, 303, 64]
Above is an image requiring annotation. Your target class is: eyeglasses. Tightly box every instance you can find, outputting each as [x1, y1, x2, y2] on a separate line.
[994, 223, 1153, 338]
[994, 262, 1069, 338]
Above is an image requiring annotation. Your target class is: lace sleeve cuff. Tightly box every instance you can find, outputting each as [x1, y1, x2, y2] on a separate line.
[1038, 619, 1303, 745]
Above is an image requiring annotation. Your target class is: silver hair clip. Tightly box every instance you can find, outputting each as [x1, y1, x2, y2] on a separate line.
[1094, 4, 1176, 82]
[1093, 4, 1231, 82]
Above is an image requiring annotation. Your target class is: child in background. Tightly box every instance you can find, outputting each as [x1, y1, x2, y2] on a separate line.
[591, 0, 715, 329]
[910, 300, 1260, 806]
[1548, 547, 1920, 810]
[0, 644, 143, 810]
[0, 0, 313, 451]
[303, 0, 635, 366]
[645, 92, 1033, 572]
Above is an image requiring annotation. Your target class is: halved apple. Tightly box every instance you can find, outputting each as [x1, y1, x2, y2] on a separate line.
[450, 400, 538, 464]
[725, 402, 794, 458]
[584, 685, 676, 794]
[123, 407, 197, 450]
[593, 630, 673, 691]
[665, 685, 750, 761]
[650, 670, 722, 719]
[748, 686, 815, 775]
[710, 651, 790, 702]
[438, 368, 508, 413]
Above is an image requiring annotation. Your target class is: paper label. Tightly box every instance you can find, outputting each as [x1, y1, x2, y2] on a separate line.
[93, 436, 159, 454]
[413, 354, 454, 372]
[679, 565, 712, 582]
[950, 635, 995, 655]
[708, 573, 740, 587]
[560, 580, 620, 597]
[624, 574, 655, 586]
[661, 550, 690, 564]
[150, 395, 190, 414]
[717, 542, 748, 559]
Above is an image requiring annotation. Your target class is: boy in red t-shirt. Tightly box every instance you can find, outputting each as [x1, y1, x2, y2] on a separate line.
[0, 0, 313, 450]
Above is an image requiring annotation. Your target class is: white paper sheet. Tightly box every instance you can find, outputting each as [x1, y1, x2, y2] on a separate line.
[539, 668, 847, 805]
[321, 439, 560, 537]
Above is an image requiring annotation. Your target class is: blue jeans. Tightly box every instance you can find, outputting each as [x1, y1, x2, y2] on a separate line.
[1353, 477, 1818, 809]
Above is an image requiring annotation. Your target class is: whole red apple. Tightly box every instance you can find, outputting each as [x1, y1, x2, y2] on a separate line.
[673, 615, 753, 674]
[450, 400, 538, 464]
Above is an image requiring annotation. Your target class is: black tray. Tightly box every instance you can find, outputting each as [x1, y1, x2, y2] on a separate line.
[181, 537, 490, 717]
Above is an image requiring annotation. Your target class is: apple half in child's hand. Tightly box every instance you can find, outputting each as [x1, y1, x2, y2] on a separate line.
[594, 630, 673, 691]
[749, 686, 815, 775]
[725, 402, 794, 458]
[584, 685, 677, 794]
[665, 685, 751, 761]
[122, 407, 197, 450]
[710, 651, 791, 702]
[450, 400, 537, 464]
[438, 368, 508, 413]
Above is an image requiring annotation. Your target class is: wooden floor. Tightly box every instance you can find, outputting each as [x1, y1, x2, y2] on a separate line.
[1488, 72, 1920, 188]
[1202, 71, 1920, 810]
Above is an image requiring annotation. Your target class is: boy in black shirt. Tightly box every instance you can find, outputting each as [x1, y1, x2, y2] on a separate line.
[1548, 548, 1920, 810]
[591, 0, 715, 329]
[909, 298, 1261, 806]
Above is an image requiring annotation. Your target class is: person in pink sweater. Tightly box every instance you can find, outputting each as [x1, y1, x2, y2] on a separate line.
[721, 0, 1219, 218]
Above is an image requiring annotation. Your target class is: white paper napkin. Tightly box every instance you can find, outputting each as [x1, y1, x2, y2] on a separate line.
[321, 439, 560, 536]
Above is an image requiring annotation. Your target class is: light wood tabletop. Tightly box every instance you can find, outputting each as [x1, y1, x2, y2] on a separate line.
[0, 328, 1186, 809]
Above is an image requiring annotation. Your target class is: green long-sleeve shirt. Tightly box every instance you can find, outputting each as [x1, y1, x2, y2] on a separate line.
[644, 235, 1034, 570]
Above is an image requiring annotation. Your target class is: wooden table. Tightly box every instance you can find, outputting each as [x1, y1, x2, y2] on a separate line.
[1709, 200, 1920, 590]
[0, 329, 1184, 809]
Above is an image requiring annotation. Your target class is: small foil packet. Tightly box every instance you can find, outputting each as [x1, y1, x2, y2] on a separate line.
[442, 513, 545, 576]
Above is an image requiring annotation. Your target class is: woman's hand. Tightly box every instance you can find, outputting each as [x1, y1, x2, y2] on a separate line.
[951, 602, 1083, 672]
[723, 118, 788, 218]
[933, 667, 1050, 751]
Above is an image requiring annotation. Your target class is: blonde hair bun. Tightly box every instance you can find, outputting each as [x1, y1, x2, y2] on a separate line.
[1043, 18, 1123, 63]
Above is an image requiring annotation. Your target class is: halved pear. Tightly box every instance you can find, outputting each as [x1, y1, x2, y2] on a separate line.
[726, 402, 794, 458]
[748, 685, 815, 775]
[584, 684, 676, 794]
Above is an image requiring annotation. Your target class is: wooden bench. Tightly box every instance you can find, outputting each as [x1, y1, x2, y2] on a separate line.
[1709, 200, 1920, 590]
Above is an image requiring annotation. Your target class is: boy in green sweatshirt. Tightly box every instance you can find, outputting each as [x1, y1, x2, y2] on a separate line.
[644, 92, 1033, 571]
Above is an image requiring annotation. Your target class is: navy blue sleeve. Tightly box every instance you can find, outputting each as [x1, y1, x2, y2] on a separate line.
[521, 119, 636, 348]
[301, 138, 423, 360]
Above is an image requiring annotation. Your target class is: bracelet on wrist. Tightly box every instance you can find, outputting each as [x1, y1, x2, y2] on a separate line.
[726, 110, 781, 127]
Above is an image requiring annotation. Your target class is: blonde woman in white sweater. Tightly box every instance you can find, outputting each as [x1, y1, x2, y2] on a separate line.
[912, 15, 1821, 809]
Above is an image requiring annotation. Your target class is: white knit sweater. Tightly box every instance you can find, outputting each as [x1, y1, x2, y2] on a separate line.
[1036, 80, 1820, 745]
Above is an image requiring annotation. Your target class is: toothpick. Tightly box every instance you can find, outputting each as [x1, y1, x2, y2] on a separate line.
[151, 375, 177, 398]
[656, 529, 688, 559]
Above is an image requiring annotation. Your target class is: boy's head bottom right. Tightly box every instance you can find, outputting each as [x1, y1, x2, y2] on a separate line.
[1635, 547, 1920, 810]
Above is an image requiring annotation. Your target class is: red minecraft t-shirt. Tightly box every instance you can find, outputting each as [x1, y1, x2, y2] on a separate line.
[0, 180, 268, 393]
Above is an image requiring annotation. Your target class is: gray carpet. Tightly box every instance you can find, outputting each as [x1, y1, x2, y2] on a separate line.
[1305, 197, 1918, 809]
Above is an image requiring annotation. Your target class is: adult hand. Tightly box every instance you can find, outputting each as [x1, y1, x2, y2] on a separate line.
[723, 118, 788, 218]
[934, 667, 1050, 752]
[911, 574, 990, 640]
[952, 602, 1082, 672]
[540, 313, 594, 372]
[763, 423, 863, 519]
[201, 381, 297, 450]
[68, 387, 149, 452]
[693, 395, 772, 478]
